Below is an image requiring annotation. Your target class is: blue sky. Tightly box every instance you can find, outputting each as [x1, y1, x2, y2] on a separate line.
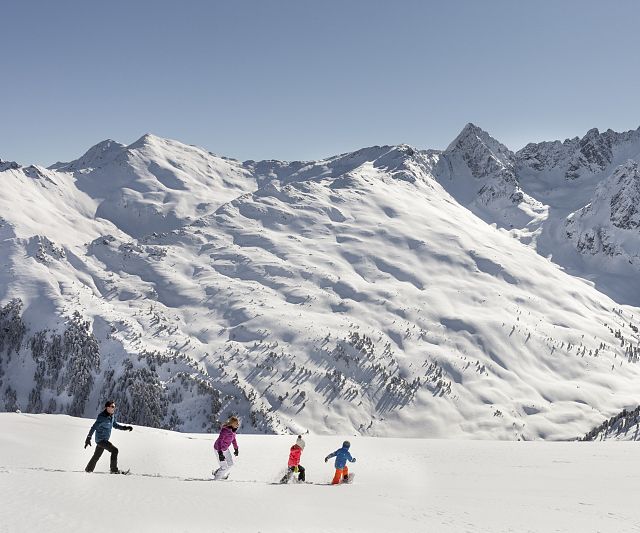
[2, 0, 640, 165]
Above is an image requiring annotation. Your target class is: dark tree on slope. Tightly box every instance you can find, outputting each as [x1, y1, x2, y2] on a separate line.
[3, 386, 17, 411]
[580, 406, 640, 441]
[27, 383, 43, 412]
[102, 360, 169, 428]
[0, 299, 27, 358]
[27, 311, 101, 416]
[64, 313, 101, 416]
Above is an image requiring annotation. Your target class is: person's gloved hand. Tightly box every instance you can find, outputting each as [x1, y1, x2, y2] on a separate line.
[324, 456, 329, 463]
[234, 448, 239, 456]
[218, 450, 225, 462]
[352, 457, 357, 463]
[126, 426, 133, 431]
[84, 437, 92, 449]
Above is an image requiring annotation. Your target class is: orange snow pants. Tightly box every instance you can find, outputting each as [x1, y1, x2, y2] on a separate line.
[331, 466, 349, 485]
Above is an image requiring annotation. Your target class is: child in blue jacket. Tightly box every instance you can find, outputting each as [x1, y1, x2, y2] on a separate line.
[324, 440, 356, 484]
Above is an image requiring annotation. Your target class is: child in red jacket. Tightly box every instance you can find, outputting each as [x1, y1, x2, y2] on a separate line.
[280, 435, 306, 483]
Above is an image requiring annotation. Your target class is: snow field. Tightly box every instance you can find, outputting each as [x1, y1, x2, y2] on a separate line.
[1, 413, 639, 532]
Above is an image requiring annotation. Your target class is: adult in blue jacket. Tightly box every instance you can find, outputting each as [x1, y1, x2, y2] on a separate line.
[325, 440, 356, 484]
[84, 400, 133, 474]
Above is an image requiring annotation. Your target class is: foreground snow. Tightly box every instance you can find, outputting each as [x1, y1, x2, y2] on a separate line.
[1, 414, 639, 532]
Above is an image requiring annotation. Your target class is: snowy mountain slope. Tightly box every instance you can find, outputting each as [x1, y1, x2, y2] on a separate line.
[0, 164, 115, 245]
[515, 126, 640, 241]
[515, 128, 640, 303]
[2, 413, 640, 533]
[0, 157, 281, 432]
[431, 124, 640, 303]
[50, 134, 257, 238]
[162, 159, 640, 439]
[566, 160, 640, 267]
[1, 131, 640, 440]
[245, 143, 435, 188]
[0, 163, 127, 331]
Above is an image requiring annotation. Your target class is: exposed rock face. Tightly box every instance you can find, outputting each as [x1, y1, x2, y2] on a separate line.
[566, 161, 640, 261]
[566, 128, 614, 180]
[609, 161, 640, 230]
[446, 123, 517, 180]
[441, 123, 528, 205]
[0, 159, 20, 172]
[517, 126, 640, 180]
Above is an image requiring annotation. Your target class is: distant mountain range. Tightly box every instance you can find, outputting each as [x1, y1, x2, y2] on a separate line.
[1, 124, 639, 440]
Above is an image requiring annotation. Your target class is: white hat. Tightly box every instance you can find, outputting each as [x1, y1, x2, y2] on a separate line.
[296, 435, 306, 449]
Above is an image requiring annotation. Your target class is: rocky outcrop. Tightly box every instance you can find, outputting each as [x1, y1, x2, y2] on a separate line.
[566, 161, 640, 260]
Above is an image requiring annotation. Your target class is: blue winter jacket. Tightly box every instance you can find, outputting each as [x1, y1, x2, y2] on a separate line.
[87, 410, 126, 443]
[326, 445, 355, 469]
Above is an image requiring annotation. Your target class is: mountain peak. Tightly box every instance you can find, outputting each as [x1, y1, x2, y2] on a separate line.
[0, 158, 20, 171]
[461, 122, 484, 135]
[446, 123, 492, 151]
[583, 127, 601, 139]
[443, 123, 515, 178]
[127, 133, 164, 150]
[82, 139, 124, 155]
[49, 139, 127, 171]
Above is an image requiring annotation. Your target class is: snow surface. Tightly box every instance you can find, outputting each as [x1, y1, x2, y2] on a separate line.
[1, 413, 639, 533]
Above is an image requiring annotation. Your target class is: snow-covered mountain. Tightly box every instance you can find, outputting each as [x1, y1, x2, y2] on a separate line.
[1, 126, 640, 440]
[566, 160, 640, 267]
[433, 123, 545, 232]
[518, 126, 640, 181]
[50, 134, 257, 238]
[431, 123, 640, 303]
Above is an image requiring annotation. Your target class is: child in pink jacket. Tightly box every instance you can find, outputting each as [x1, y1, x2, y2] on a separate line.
[212, 416, 239, 480]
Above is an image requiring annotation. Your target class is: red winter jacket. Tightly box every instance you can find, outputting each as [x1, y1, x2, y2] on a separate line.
[288, 444, 303, 467]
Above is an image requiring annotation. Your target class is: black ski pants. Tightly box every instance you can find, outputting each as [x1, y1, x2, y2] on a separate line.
[290, 464, 306, 482]
[85, 440, 119, 472]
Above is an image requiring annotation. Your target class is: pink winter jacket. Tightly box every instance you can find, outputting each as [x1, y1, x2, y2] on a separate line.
[288, 444, 302, 467]
[214, 425, 238, 452]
